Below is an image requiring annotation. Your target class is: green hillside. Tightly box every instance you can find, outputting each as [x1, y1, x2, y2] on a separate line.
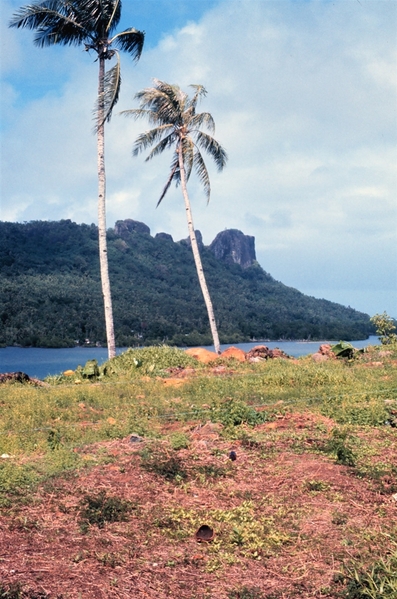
[0, 219, 371, 347]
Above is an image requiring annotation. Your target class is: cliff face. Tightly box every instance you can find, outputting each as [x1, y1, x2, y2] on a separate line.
[209, 229, 256, 269]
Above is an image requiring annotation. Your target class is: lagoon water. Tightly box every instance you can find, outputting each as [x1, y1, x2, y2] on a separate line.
[0, 337, 380, 380]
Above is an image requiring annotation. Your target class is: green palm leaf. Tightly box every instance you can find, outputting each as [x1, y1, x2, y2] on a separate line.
[94, 58, 120, 128]
[111, 28, 144, 60]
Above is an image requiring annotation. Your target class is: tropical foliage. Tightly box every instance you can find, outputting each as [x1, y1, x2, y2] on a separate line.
[0, 220, 372, 347]
[9, 0, 144, 359]
[123, 80, 227, 353]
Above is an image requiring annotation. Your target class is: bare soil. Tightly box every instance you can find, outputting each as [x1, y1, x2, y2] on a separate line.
[1, 411, 396, 598]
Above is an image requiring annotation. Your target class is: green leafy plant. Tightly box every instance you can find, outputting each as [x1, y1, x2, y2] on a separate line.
[343, 546, 397, 598]
[47, 428, 62, 451]
[78, 491, 131, 530]
[213, 398, 266, 427]
[170, 432, 190, 451]
[324, 428, 356, 467]
[139, 445, 187, 481]
[370, 312, 397, 345]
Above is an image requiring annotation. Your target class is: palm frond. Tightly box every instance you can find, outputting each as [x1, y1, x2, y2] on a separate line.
[127, 80, 227, 204]
[111, 28, 144, 60]
[182, 137, 194, 182]
[105, 0, 121, 33]
[193, 150, 211, 202]
[156, 154, 179, 207]
[132, 126, 174, 156]
[187, 84, 207, 109]
[194, 131, 228, 171]
[135, 81, 185, 126]
[79, 0, 121, 35]
[120, 108, 162, 127]
[189, 112, 215, 134]
[9, 1, 89, 47]
[94, 57, 121, 128]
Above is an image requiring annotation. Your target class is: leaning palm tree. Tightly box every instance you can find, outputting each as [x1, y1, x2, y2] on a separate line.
[122, 80, 227, 353]
[9, 0, 144, 359]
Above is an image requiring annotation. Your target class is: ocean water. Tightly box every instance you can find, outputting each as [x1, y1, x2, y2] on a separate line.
[0, 336, 380, 380]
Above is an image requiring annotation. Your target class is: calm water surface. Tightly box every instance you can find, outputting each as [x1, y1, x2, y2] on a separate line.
[0, 337, 379, 380]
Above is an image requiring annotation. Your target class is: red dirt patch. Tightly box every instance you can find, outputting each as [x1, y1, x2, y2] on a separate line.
[1, 420, 396, 598]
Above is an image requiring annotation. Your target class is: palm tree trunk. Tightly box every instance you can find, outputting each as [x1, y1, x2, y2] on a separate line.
[97, 55, 116, 359]
[178, 145, 221, 354]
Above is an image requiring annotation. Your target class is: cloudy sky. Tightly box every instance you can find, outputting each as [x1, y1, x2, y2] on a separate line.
[1, 0, 396, 317]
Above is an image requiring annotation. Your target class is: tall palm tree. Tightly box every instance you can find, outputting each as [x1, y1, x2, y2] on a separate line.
[122, 80, 227, 353]
[9, 0, 144, 359]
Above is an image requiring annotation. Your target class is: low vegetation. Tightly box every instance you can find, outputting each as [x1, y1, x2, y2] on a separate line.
[0, 343, 396, 597]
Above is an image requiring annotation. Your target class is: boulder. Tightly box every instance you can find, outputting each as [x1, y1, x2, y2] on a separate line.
[209, 229, 256, 269]
[246, 345, 290, 361]
[221, 346, 246, 362]
[185, 347, 219, 363]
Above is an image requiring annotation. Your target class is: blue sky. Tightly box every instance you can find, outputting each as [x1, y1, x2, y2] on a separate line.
[1, 0, 396, 318]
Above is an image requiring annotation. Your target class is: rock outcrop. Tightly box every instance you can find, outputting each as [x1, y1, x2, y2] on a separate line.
[178, 230, 204, 251]
[114, 219, 151, 238]
[209, 229, 256, 269]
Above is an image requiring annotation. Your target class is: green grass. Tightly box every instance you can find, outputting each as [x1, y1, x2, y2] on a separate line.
[0, 345, 396, 505]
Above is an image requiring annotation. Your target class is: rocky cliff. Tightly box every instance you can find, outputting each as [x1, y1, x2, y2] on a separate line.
[114, 221, 256, 269]
[209, 229, 256, 269]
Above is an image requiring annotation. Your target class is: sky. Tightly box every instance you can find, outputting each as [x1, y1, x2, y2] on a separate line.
[1, 0, 396, 318]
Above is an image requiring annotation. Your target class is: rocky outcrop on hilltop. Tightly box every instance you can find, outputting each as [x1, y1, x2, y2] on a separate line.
[208, 229, 256, 269]
[114, 219, 151, 238]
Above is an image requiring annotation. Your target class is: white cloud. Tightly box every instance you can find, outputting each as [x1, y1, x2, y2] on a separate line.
[1, 0, 396, 316]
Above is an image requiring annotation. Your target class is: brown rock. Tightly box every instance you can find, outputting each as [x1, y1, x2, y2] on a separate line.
[317, 344, 336, 359]
[246, 345, 290, 360]
[312, 353, 329, 362]
[221, 346, 246, 362]
[269, 348, 289, 359]
[185, 347, 219, 363]
[246, 345, 271, 360]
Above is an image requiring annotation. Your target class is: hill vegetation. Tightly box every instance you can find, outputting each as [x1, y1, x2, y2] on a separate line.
[0, 219, 371, 347]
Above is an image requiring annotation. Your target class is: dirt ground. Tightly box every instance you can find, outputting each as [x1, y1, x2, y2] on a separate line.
[1, 411, 396, 599]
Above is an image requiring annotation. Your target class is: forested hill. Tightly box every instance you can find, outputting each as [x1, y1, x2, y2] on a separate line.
[0, 219, 371, 348]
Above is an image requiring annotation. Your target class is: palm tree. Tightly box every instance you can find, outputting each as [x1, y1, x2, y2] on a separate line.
[9, 0, 144, 359]
[122, 80, 227, 353]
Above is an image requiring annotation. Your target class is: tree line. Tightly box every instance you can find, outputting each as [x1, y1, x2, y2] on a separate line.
[0, 220, 372, 348]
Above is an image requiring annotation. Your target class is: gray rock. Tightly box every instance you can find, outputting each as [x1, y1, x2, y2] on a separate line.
[209, 229, 256, 269]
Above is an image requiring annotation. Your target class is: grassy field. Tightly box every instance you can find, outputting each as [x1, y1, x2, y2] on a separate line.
[0, 344, 396, 598]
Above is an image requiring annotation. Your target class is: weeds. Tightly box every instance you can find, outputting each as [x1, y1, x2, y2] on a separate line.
[0, 585, 50, 599]
[228, 587, 264, 599]
[321, 428, 356, 466]
[139, 445, 187, 481]
[78, 491, 131, 531]
[343, 545, 397, 598]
